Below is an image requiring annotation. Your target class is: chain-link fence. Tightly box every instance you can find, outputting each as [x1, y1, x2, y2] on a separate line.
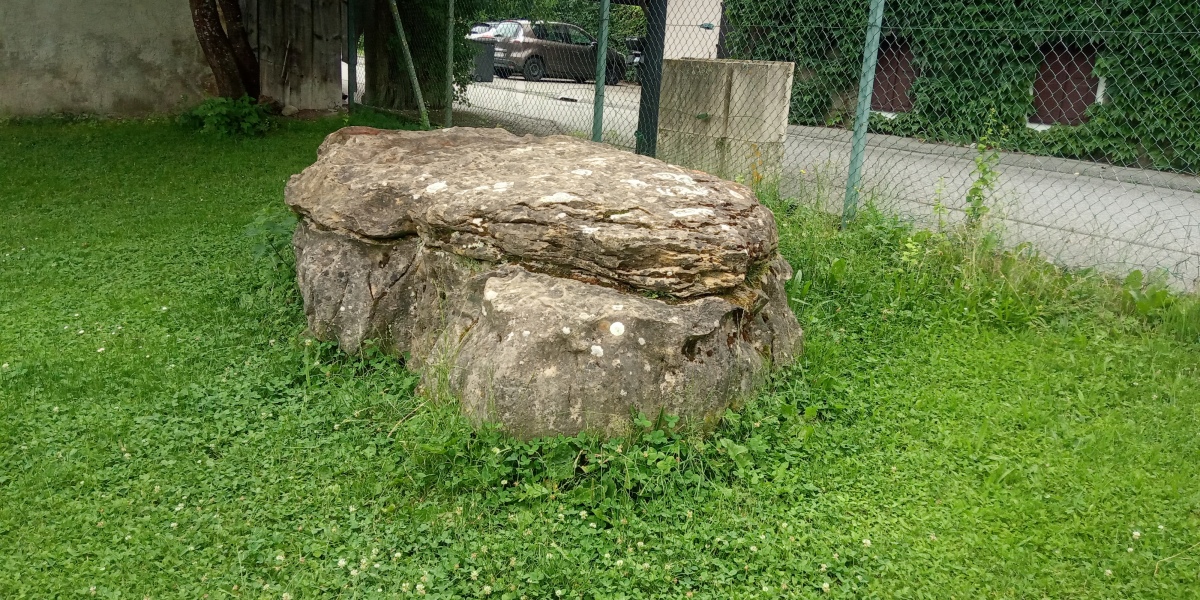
[348, 0, 1200, 290]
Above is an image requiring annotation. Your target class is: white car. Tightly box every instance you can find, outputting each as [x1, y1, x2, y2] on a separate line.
[467, 21, 498, 40]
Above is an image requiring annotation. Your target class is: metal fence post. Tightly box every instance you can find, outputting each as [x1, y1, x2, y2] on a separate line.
[591, 0, 612, 142]
[444, 0, 455, 127]
[387, 0, 430, 129]
[842, 0, 887, 226]
[346, 0, 356, 111]
[635, 0, 667, 157]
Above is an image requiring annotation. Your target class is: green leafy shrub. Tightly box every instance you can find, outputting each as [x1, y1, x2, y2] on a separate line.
[244, 207, 298, 268]
[179, 96, 273, 137]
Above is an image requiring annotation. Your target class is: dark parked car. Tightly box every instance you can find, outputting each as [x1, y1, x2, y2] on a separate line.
[491, 20, 625, 85]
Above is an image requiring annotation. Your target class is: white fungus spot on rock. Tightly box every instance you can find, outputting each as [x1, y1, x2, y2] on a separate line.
[637, 337, 646, 346]
[673, 186, 709, 197]
[538, 192, 579, 204]
[571, 169, 593, 176]
[620, 389, 627, 397]
[590, 345, 604, 357]
[653, 172, 697, 185]
[493, 182, 512, 192]
[612, 304, 624, 311]
[562, 327, 572, 334]
[556, 212, 567, 219]
[522, 330, 530, 337]
[670, 208, 715, 218]
[471, 218, 483, 225]
[622, 179, 649, 189]
[424, 181, 448, 194]
[609, 322, 625, 336]
[484, 290, 498, 301]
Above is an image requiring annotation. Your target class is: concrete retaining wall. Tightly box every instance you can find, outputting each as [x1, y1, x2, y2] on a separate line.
[0, 0, 213, 116]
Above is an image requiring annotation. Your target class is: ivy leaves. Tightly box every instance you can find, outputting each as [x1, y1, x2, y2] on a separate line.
[721, 0, 1200, 173]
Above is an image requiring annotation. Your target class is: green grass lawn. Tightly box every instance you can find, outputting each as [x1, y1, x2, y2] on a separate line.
[1, 118, 1198, 599]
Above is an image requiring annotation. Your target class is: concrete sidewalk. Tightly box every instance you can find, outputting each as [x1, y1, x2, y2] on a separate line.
[460, 79, 641, 148]
[459, 79, 1200, 289]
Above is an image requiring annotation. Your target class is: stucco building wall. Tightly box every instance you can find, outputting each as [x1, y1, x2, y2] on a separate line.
[0, 0, 213, 116]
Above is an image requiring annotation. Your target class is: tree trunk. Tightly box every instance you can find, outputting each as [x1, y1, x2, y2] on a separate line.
[215, 0, 261, 98]
[190, 0, 247, 98]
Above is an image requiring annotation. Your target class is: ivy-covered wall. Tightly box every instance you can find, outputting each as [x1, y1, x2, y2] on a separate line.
[721, 0, 1200, 174]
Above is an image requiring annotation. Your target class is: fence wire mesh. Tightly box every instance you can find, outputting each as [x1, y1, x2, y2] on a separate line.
[351, 0, 1200, 290]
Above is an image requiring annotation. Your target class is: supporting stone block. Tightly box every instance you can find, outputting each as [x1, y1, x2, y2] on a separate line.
[658, 58, 794, 186]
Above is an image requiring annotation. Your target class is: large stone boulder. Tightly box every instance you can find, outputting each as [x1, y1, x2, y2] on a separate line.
[287, 126, 802, 438]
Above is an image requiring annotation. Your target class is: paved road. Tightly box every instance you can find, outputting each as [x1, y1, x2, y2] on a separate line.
[459, 79, 1200, 289]
[460, 77, 642, 147]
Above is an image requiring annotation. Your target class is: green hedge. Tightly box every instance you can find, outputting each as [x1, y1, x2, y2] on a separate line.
[721, 0, 1200, 173]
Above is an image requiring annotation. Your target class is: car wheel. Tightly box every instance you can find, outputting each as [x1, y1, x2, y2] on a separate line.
[605, 67, 622, 86]
[524, 57, 545, 82]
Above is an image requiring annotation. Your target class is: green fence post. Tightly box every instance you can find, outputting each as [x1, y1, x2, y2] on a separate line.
[347, 0, 356, 111]
[444, 0, 455, 127]
[387, 0, 430, 129]
[591, 0, 612, 142]
[635, 0, 667, 156]
[842, 0, 887, 227]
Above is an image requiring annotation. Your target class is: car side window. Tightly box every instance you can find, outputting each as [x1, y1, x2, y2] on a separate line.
[566, 26, 593, 46]
[532, 24, 548, 40]
[495, 22, 519, 39]
[550, 25, 573, 44]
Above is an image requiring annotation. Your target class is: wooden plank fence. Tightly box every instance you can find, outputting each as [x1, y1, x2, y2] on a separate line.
[242, 0, 344, 110]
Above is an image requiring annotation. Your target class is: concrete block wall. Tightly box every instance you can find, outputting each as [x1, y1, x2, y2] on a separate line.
[664, 0, 723, 60]
[658, 58, 794, 184]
